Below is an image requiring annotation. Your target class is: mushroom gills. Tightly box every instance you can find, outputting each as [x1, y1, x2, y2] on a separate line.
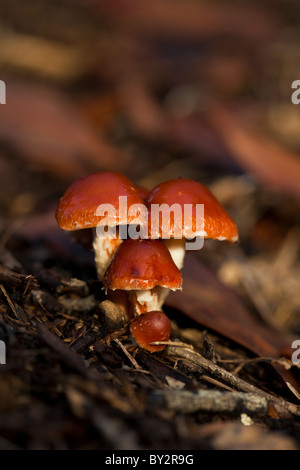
[92, 228, 122, 280]
[163, 238, 186, 270]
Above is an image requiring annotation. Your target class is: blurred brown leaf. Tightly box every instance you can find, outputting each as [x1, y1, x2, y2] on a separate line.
[95, 0, 277, 41]
[0, 80, 131, 179]
[209, 106, 300, 203]
[167, 114, 240, 172]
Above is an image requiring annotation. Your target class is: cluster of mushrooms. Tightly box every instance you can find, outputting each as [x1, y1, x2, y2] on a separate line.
[56, 172, 238, 353]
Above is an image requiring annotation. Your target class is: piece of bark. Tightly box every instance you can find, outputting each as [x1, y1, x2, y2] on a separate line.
[57, 278, 89, 297]
[0, 265, 39, 292]
[37, 323, 88, 376]
[151, 389, 268, 415]
[136, 350, 195, 387]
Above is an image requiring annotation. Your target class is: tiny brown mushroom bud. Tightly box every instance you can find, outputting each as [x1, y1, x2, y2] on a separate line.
[99, 299, 127, 331]
[130, 311, 171, 353]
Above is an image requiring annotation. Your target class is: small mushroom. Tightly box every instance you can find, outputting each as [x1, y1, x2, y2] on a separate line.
[146, 177, 239, 270]
[103, 238, 182, 316]
[129, 310, 171, 352]
[55, 171, 146, 280]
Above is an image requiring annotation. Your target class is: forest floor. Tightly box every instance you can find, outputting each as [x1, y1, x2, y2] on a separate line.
[1, 0, 300, 450]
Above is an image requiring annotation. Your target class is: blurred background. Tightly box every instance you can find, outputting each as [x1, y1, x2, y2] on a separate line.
[1, 0, 300, 333]
[1, 0, 300, 450]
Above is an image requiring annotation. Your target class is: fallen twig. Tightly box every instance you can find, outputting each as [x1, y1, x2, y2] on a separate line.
[151, 389, 268, 415]
[165, 345, 300, 418]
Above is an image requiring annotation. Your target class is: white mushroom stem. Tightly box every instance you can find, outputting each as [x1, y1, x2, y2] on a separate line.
[92, 228, 122, 280]
[163, 238, 186, 270]
[130, 285, 182, 316]
[130, 287, 170, 316]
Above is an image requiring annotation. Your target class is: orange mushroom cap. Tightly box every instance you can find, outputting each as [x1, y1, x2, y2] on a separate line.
[55, 171, 145, 231]
[146, 178, 238, 242]
[135, 185, 149, 201]
[103, 238, 182, 291]
[130, 311, 171, 352]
